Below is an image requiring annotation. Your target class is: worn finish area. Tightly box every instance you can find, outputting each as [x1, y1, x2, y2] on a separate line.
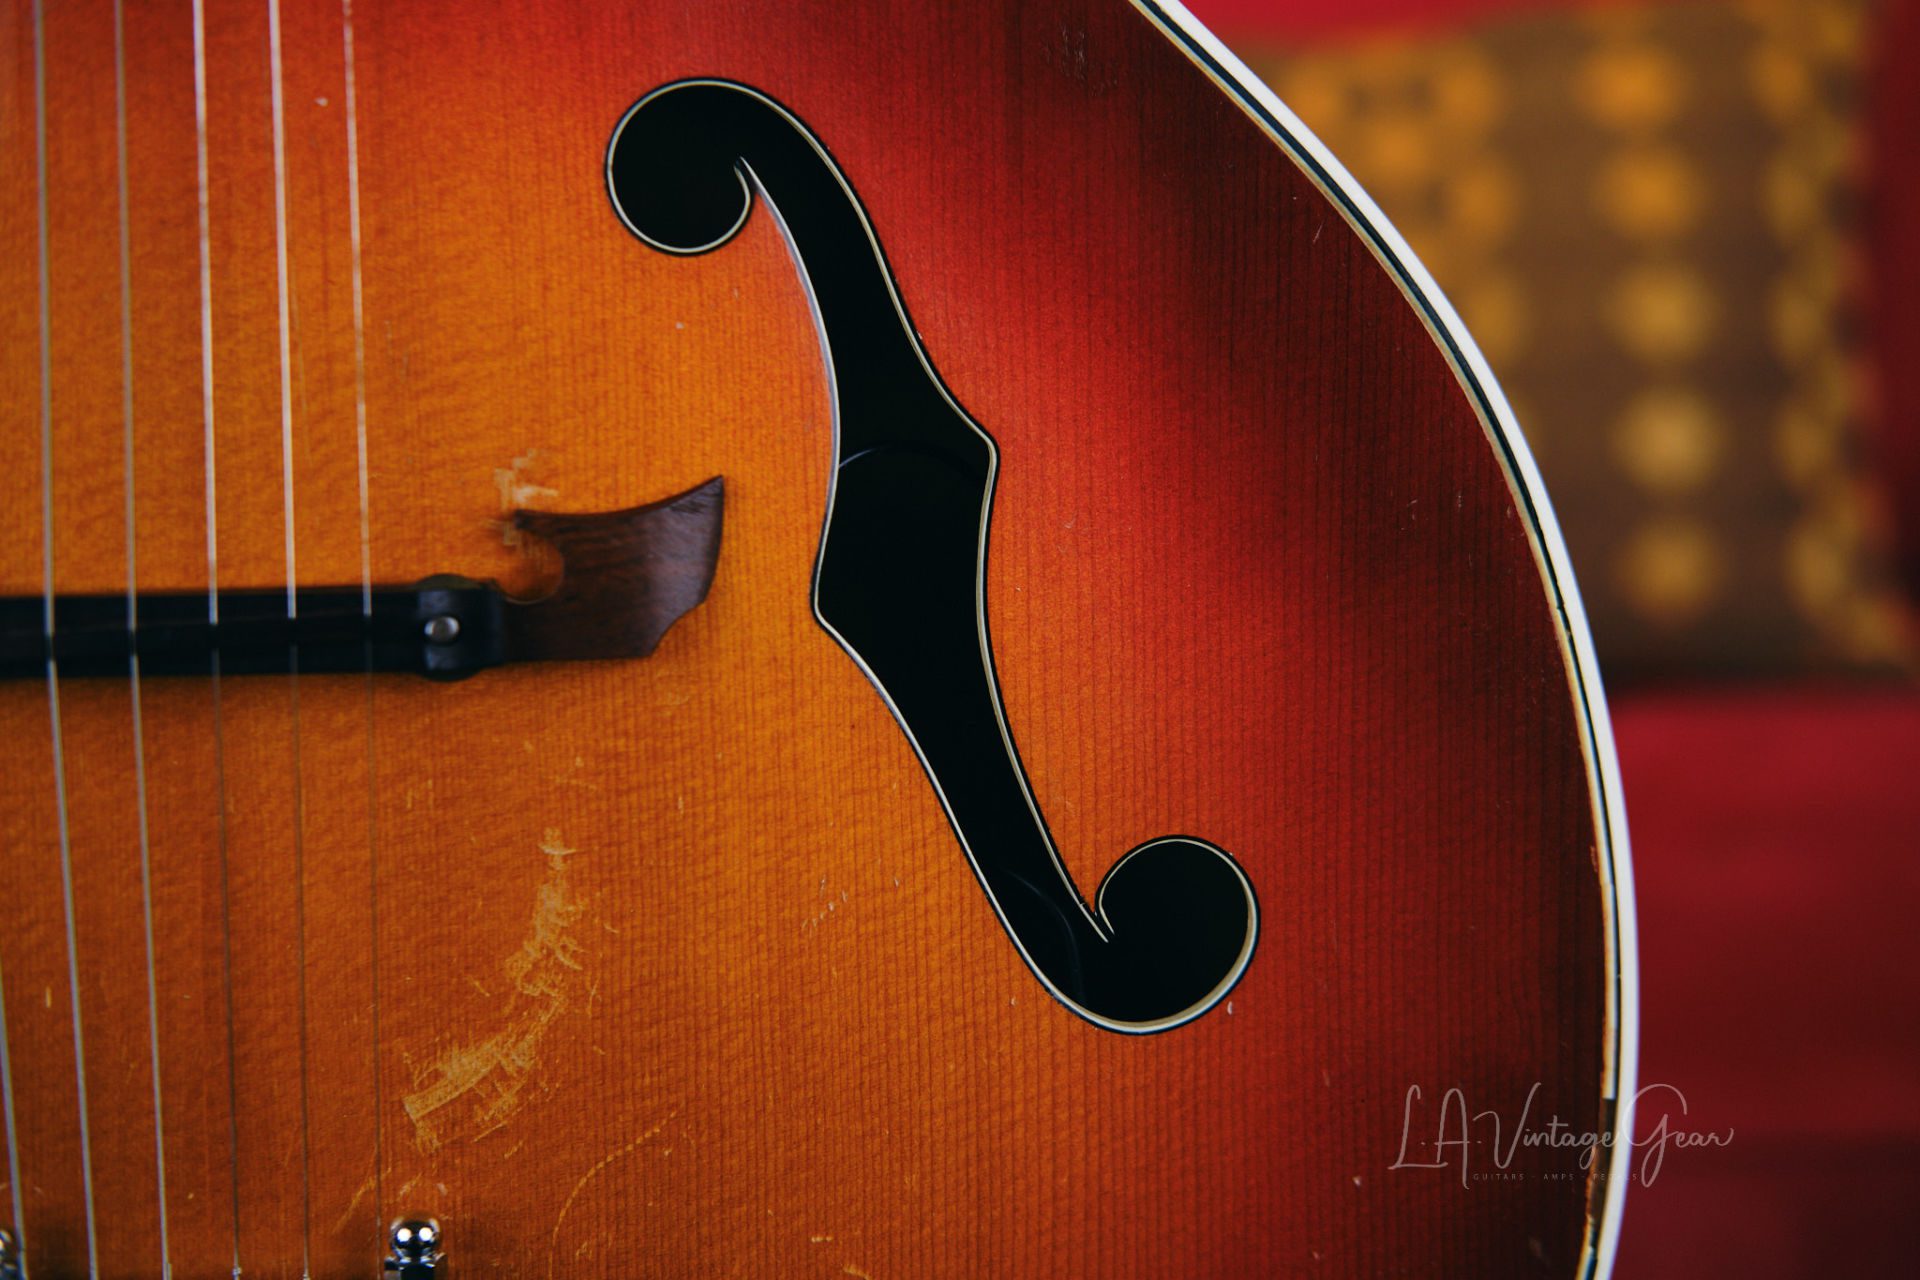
[0, 1, 1625, 1277]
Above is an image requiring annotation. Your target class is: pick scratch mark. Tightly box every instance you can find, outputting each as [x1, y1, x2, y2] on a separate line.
[844, 1267, 872, 1278]
[331, 1172, 378, 1235]
[494, 450, 558, 547]
[546, 1109, 679, 1280]
[402, 831, 585, 1151]
[803, 887, 851, 932]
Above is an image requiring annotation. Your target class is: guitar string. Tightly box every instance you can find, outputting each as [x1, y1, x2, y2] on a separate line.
[264, 3, 317, 1274]
[115, 0, 175, 1273]
[19, 13, 379, 1272]
[0, 962, 20, 1280]
[188, 1, 246, 1274]
[35, 0, 102, 1273]
[339, 0, 386, 1248]
[0, 6, 37, 1265]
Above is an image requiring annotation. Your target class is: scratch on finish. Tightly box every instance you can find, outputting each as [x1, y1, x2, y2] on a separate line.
[331, 1173, 377, 1235]
[494, 450, 557, 547]
[401, 831, 586, 1150]
[803, 884, 852, 932]
[546, 1110, 678, 1280]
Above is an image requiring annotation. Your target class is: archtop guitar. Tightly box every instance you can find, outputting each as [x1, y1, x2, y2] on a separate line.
[0, 1, 1634, 1276]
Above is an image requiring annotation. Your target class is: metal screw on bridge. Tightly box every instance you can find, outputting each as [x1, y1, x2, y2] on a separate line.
[385, 1217, 444, 1278]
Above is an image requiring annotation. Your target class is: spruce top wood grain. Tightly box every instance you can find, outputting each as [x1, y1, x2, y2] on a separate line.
[0, 1, 1634, 1276]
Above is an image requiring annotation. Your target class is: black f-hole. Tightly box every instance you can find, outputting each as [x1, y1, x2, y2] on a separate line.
[607, 80, 1257, 1032]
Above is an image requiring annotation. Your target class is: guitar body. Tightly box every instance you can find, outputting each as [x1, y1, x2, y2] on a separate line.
[0, 1, 1632, 1277]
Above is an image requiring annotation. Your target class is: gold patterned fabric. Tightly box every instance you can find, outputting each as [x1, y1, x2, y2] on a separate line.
[1244, 0, 1915, 680]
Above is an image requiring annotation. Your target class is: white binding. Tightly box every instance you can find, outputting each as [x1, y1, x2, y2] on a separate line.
[1126, 3, 1639, 1275]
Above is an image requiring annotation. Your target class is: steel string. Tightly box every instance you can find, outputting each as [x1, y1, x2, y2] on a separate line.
[114, 0, 175, 1273]
[36, 0, 100, 1271]
[340, 0, 387, 1252]
[264, 2, 317, 1273]
[189, 2, 245, 1275]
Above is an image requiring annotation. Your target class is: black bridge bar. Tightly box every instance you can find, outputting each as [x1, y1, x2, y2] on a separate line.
[0, 580, 508, 682]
